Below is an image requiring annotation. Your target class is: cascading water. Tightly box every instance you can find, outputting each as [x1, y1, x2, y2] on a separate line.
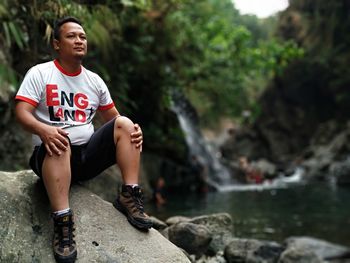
[170, 90, 235, 190]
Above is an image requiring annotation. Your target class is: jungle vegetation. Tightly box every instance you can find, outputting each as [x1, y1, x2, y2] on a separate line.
[0, 0, 304, 166]
[0, 0, 301, 143]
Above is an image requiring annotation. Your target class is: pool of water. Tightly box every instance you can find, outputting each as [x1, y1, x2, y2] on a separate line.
[146, 183, 350, 247]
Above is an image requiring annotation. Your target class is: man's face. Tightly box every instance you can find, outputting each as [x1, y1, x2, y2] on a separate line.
[54, 22, 87, 59]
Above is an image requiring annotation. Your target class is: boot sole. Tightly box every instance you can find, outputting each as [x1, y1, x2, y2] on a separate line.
[113, 199, 152, 231]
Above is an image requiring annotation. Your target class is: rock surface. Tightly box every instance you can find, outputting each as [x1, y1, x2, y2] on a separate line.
[224, 238, 284, 263]
[278, 247, 322, 263]
[330, 160, 350, 186]
[168, 222, 212, 256]
[166, 216, 192, 226]
[284, 237, 350, 261]
[0, 170, 190, 263]
[190, 213, 233, 255]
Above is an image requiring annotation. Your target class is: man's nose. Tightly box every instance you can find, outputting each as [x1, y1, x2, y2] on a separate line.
[74, 36, 84, 43]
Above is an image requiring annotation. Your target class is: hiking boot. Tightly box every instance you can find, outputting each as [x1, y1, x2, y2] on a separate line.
[52, 210, 77, 263]
[113, 185, 152, 231]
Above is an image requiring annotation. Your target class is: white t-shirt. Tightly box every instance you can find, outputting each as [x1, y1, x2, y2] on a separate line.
[16, 60, 114, 146]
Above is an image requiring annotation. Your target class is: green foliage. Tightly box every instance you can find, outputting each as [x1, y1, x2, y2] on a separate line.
[0, 0, 27, 50]
[0, 0, 302, 160]
[164, 0, 303, 126]
[2, 21, 26, 49]
[0, 64, 17, 88]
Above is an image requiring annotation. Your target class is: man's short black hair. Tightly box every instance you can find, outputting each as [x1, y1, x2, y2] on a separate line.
[53, 16, 82, 40]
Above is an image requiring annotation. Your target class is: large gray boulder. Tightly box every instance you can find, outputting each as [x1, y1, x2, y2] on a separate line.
[302, 128, 350, 181]
[167, 222, 212, 257]
[166, 216, 191, 226]
[0, 170, 190, 263]
[283, 237, 350, 261]
[224, 238, 284, 263]
[190, 213, 234, 255]
[278, 247, 322, 263]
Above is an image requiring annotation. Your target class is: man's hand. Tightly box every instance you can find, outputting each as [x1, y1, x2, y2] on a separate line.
[131, 123, 143, 151]
[15, 101, 70, 157]
[39, 126, 69, 156]
[97, 106, 143, 151]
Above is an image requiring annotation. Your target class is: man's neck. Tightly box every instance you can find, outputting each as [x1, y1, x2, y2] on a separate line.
[55, 58, 82, 74]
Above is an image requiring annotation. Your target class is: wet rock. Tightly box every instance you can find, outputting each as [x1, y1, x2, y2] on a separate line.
[150, 216, 168, 230]
[196, 251, 226, 263]
[168, 222, 212, 257]
[300, 128, 350, 181]
[190, 213, 234, 255]
[166, 215, 192, 226]
[278, 247, 322, 263]
[160, 226, 169, 239]
[330, 160, 350, 186]
[284, 236, 350, 260]
[224, 238, 284, 263]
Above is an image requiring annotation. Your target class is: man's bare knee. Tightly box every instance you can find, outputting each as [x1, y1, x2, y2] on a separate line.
[115, 116, 135, 133]
[43, 145, 71, 167]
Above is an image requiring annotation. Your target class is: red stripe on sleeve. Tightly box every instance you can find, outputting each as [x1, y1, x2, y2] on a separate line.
[15, 95, 38, 107]
[98, 102, 115, 111]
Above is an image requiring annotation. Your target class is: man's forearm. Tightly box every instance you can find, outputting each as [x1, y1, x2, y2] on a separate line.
[15, 104, 47, 137]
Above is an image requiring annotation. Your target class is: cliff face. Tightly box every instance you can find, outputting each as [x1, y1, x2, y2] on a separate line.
[222, 1, 350, 171]
[0, 170, 190, 263]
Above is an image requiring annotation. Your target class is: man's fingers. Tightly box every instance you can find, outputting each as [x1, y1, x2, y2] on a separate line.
[131, 123, 143, 150]
[131, 123, 142, 135]
[57, 128, 69, 137]
[49, 142, 61, 156]
[136, 140, 143, 148]
[131, 127, 142, 141]
[45, 144, 53, 157]
[54, 138, 68, 151]
[57, 128, 69, 136]
[131, 130, 142, 137]
[57, 133, 69, 147]
[131, 137, 143, 144]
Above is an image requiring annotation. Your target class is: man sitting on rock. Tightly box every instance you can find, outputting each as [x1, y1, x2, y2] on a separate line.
[15, 16, 152, 263]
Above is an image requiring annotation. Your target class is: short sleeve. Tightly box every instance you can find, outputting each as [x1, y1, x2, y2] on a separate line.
[15, 67, 43, 107]
[95, 75, 114, 111]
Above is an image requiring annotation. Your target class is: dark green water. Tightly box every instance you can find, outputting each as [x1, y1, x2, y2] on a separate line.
[146, 183, 350, 247]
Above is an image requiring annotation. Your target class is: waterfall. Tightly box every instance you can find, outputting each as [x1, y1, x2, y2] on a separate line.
[170, 90, 235, 190]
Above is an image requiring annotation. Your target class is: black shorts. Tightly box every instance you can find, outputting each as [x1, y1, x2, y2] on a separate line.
[29, 118, 116, 182]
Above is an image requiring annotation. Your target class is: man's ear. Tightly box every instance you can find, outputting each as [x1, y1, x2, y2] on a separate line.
[53, 39, 60, 51]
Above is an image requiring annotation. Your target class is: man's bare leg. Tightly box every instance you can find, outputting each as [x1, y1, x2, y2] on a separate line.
[114, 116, 140, 184]
[113, 116, 152, 230]
[42, 147, 71, 212]
[42, 146, 77, 262]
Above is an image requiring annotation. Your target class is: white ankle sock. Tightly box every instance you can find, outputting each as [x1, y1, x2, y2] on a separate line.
[53, 208, 71, 216]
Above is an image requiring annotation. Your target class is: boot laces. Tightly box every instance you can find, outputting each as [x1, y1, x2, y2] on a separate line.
[132, 188, 145, 213]
[55, 219, 75, 248]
